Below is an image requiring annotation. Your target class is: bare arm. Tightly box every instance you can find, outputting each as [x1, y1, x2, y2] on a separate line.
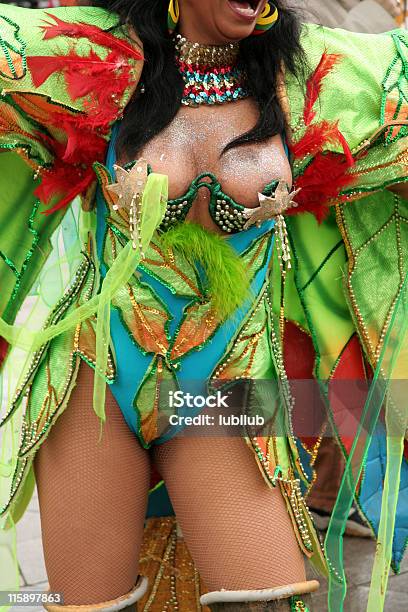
[388, 182, 408, 198]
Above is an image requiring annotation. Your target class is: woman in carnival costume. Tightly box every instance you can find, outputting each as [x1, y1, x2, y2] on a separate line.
[0, 0, 407, 610]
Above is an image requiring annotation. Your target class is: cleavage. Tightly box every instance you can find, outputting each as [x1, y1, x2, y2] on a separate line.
[136, 103, 292, 205]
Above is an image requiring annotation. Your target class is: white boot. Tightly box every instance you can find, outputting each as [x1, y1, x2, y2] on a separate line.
[200, 579, 319, 611]
[42, 575, 148, 612]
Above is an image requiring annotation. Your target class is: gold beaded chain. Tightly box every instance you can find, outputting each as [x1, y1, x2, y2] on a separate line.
[174, 34, 240, 67]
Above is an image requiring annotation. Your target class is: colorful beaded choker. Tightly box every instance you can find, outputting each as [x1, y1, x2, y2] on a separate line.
[174, 34, 249, 107]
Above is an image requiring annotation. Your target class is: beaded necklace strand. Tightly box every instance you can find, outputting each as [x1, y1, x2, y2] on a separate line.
[174, 34, 249, 107]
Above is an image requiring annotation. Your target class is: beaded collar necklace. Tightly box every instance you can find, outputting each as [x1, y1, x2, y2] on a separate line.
[174, 34, 249, 107]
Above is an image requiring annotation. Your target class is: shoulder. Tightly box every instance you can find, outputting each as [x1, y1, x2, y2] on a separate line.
[0, 4, 122, 38]
[280, 23, 408, 220]
[299, 21, 404, 64]
[0, 3, 143, 91]
[0, 3, 144, 215]
[285, 23, 408, 153]
[0, 2, 143, 128]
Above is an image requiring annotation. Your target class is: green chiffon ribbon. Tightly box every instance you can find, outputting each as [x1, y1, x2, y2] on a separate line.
[0, 173, 167, 611]
[0, 173, 168, 424]
[325, 272, 408, 611]
[367, 277, 408, 610]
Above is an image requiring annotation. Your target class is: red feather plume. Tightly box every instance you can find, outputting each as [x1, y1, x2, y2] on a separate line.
[290, 152, 356, 222]
[287, 50, 356, 222]
[0, 337, 9, 368]
[28, 48, 132, 129]
[303, 53, 342, 125]
[43, 115, 107, 164]
[40, 13, 143, 61]
[291, 120, 354, 166]
[27, 50, 115, 91]
[35, 161, 96, 215]
[24, 14, 142, 215]
[64, 51, 129, 98]
[33, 116, 108, 214]
[28, 50, 129, 95]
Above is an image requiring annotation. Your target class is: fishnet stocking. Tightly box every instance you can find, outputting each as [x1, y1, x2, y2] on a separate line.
[33, 362, 151, 606]
[33, 363, 307, 607]
[153, 437, 306, 593]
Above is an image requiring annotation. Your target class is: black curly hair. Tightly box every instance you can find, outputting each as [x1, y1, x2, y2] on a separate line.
[97, 0, 307, 157]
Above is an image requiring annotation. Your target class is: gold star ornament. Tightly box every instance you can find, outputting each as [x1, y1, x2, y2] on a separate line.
[106, 160, 149, 209]
[243, 180, 302, 271]
[243, 180, 301, 230]
[106, 160, 149, 256]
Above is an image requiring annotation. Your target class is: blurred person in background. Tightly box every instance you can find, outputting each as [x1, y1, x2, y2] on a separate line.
[304, 0, 401, 31]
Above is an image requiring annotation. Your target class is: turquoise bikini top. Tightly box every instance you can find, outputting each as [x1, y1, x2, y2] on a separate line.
[109, 123, 289, 234]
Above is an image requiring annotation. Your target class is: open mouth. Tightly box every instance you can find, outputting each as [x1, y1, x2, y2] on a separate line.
[227, 0, 264, 21]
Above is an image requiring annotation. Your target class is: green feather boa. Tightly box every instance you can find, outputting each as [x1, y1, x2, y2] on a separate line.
[160, 222, 253, 321]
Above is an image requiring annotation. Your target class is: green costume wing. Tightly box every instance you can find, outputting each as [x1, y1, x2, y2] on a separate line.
[283, 24, 408, 380]
[0, 3, 142, 338]
[281, 24, 408, 611]
[0, 7, 144, 607]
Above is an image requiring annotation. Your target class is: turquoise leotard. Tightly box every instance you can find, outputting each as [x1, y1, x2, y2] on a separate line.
[95, 123, 282, 446]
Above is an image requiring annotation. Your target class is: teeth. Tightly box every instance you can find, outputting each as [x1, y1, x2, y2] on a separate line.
[230, 0, 256, 16]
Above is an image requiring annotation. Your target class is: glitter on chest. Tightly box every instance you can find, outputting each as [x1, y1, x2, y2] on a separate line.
[140, 110, 292, 207]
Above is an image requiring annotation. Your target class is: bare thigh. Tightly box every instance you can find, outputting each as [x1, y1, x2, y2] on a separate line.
[33, 362, 151, 605]
[153, 436, 306, 592]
